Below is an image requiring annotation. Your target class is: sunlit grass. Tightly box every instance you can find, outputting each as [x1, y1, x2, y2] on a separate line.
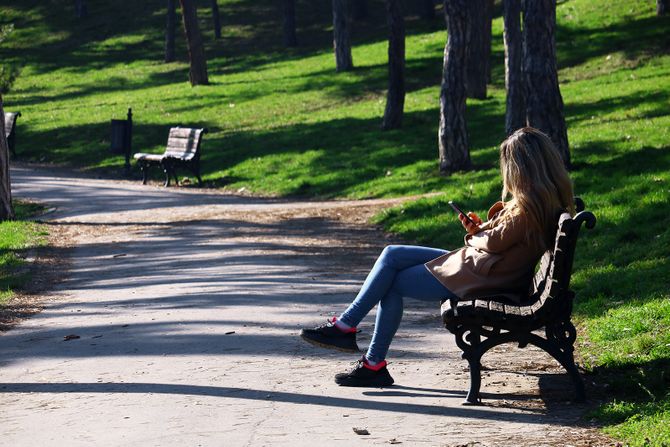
[0, 202, 48, 304]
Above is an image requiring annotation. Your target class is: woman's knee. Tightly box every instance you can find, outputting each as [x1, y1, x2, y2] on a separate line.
[379, 245, 403, 266]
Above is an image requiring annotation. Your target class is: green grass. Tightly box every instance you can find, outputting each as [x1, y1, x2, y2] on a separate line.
[1, 0, 669, 443]
[0, 202, 48, 303]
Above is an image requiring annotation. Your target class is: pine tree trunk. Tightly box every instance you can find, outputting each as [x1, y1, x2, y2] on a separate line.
[439, 0, 471, 174]
[282, 0, 298, 47]
[658, 0, 668, 15]
[211, 0, 222, 39]
[0, 97, 14, 221]
[382, 0, 405, 130]
[332, 0, 353, 72]
[421, 0, 436, 20]
[466, 0, 492, 99]
[165, 0, 177, 63]
[503, 0, 525, 135]
[179, 0, 209, 86]
[523, 0, 570, 166]
[74, 0, 88, 18]
[353, 0, 369, 20]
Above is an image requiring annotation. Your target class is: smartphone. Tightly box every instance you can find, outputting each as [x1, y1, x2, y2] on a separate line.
[448, 200, 477, 225]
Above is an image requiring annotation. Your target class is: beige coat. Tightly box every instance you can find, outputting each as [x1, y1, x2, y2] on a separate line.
[425, 201, 546, 303]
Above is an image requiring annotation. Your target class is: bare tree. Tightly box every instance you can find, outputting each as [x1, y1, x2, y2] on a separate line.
[0, 96, 14, 221]
[332, 0, 353, 71]
[74, 0, 88, 18]
[179, 0, 209, 86]
[282, 0, 298, 47]
[658, 0, 668, 15]
[503, 0, 525, 135]
[382, 0, 405, 130]
[211, 0, 222, 39]
[466, 0, 493, 99]
[439, 0, 471, 174]
[165, 0, 177, 63]
[523, 0, 569, 166]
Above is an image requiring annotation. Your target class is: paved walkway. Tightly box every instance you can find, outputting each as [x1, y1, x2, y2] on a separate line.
[0, 166, 607, 446]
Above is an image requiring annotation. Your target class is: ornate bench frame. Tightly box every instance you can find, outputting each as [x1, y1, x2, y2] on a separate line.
[441, 198, 596, 404]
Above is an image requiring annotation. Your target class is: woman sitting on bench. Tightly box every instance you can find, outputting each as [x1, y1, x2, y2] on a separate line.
[300, 127, 575, 387]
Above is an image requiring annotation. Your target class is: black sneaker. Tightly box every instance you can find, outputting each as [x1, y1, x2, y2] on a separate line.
[300, 318, 360, 353]
[334, 357, 395, 387]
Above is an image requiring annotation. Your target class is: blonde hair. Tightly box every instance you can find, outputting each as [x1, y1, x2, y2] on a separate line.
[498, 127, 575, 247]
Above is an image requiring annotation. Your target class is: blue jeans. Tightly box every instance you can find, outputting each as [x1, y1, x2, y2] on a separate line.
[338, 245, 457, 363]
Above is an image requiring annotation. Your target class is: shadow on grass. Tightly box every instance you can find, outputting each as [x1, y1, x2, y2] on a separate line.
[557, 14, 670, 70]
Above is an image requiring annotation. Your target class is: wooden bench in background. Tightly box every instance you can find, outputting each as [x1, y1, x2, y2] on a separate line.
[4, 111, 21, 156]
[133, 127, 206, 187]
[441, 198, 596, 404]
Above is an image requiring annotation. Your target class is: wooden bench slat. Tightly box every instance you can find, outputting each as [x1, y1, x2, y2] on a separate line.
[169, 128, 204, 139]
[4, 112, 19, 136]
[166, 137, 199, 149]
[165, 149, 197, 159]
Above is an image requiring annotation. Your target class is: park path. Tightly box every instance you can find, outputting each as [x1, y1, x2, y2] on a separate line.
[0, 165, 609, 446]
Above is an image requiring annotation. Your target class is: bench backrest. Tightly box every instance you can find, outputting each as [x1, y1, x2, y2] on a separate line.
[165, 127, 205, 161]
[528, 206, 596, 319]
[4, 112, 20, 138]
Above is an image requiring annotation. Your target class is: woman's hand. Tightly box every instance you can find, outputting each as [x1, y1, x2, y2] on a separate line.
[459, 212, 483, 235]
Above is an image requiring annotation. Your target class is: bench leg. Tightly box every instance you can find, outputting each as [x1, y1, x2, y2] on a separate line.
[192, 161, 203, 186]
[544, 322, 586, 402]
[8, 135, 16, 157]
[138, 161, 149, 185]
[463, 332, 483, 405]
[161, 160, 172, 187]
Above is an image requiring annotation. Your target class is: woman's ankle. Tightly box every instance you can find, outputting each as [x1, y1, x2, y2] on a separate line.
[333, 317, 356, 333]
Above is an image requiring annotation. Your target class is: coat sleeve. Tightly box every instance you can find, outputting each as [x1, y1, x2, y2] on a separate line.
[464, 212, 528, 254]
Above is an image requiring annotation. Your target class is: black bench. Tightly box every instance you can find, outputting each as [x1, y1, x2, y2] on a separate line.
[441, 198, 596, 404]
[133, 127, 206, 187]
[4, 111, 21, 156]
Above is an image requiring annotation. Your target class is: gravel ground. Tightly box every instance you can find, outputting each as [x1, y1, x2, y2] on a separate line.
[0, 165, 614, 446]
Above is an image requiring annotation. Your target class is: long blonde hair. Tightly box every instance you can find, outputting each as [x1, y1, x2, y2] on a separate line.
[498, 127, 575, 247]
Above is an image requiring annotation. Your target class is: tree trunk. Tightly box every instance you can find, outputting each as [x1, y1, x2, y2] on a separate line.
[439, 0, 471, 174]
[353, 0, 369, 20]
[382, 0, 405, 130]
[332, 0, 353, 72]
[421, 0, 436, 20]
[523, 0, 570, 167]
[74, 0, 88, 18]
[211, 0, 222, 39]
[165, 0, 177, 63]
[179, 0, 209, 86]
[658, 0, 668, 15]
[503, 0, 525, 135]
[282, 0, 298, 47]
[0, 96, 14, 221]
[466, 0, 492, 99]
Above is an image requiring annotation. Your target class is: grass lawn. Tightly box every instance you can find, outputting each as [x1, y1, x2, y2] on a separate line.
[1, 0, 669, 444]
[0, 202, 48, 304]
